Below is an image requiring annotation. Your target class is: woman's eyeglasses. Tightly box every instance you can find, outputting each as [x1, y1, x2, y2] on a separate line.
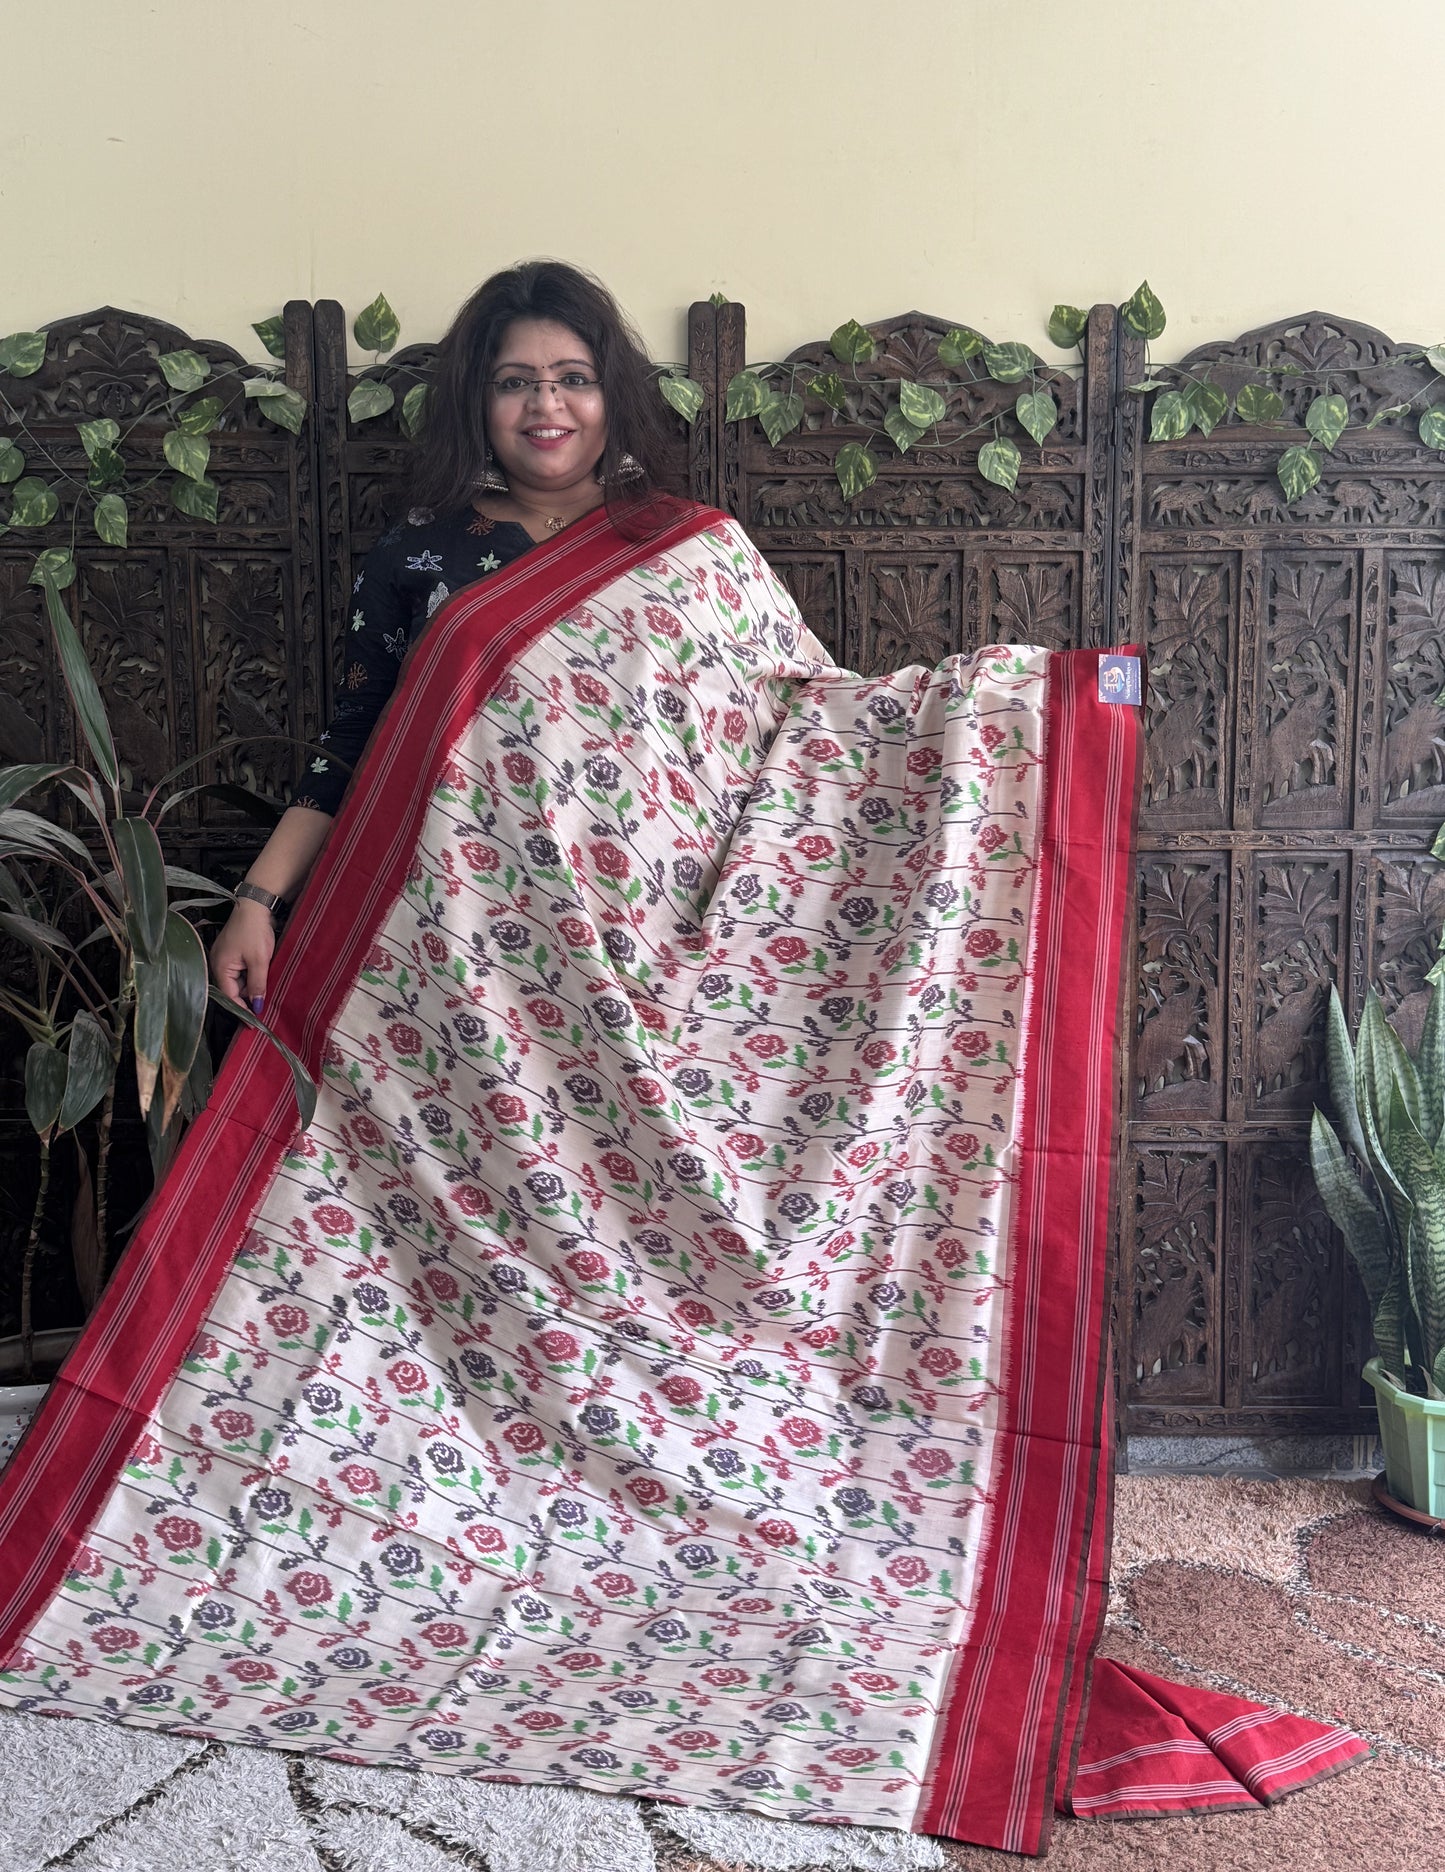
[490, 373, 602, 398]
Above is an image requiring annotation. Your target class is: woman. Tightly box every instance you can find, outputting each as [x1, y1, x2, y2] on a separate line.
[210, 259, 677, 1016]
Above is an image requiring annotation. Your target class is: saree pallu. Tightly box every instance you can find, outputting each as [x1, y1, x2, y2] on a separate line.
[0, 503, 1366, 1854]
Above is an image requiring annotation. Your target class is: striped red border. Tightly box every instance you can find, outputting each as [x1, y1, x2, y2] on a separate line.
[0, 499, 722, 1659]
[917, 649, 1141, 1852]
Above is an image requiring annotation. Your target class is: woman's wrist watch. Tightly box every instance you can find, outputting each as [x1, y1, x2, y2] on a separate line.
[234, 881, 288, 916]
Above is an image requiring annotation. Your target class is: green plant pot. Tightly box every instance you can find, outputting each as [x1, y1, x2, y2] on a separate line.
[1363, 1356, 1445, 1519]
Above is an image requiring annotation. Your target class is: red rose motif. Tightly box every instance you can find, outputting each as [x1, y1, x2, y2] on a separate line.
[803, 737, 843, 761]
[667, 768, 696, 805]
[746, 1033, 788, 1060]
[519, 1707, 566, 1730]
[980, 723, 1006, 751]
[211, 1409, 254, 1441]
[529, 998, 565, 1029]
[600, 1151, 638, 1182]
[978, 822, 1008, 853]
[672, 1729, 719, 1750]
[229, 1658, 277, 1682]
[193, 1334, 221, 1362]
[567, 1249, 610, 1281]
[339, 1464, 381, 1493]
[660, 1374, 704, 1408]
[849, 1141, 880, 1168]
[538, 1329, 579, 1363]
[465, 1524, 507, 1553]
[711, 1227, 747, 1253]
[286, 1569, 333, 1606]
[558, 915, 593, 948]
[352, 1114, 385, 1148]
[887, 1554, 931, 1587]
[131, 1435, 163, 1467]
[592, 841, 630, 879]
[453, 1184, 491, 1216]
[266, 1303, 310, 1338]
[387, 1360, 430, 1395]
[724, 709, 748, 743]
[716, 576, 741, 608]
[830, 1745, 880, 1766]
[919, 1345, 962, 1377]
[387, 1022, 423, 1055]
[487, 1092, 528, 1125]
[767, 935, 810, 965]
[371, 1682, 419, 1705]
[504, 1420, 547, 1454]
[947, 1132, 981, 1162]
[910, 1446, 955, 1479]
[571, 672, 610, 707]
[726, 1132, 765, 1159]
[503, 751, 536, 785]
[423, 931, 448, 963]
[802, 1324, 839, 1348]
[460, 840, 501, 872]
[676, 1298, 714, 1327]
[365, 944, 394, 971]
[73, 1547, 107, 1577]
[906, 746, 938, 776]
[755, 1518, 796, 1548]
[702, 1665, 749, 1686]
[730, 1596, 774, 1612]
[645, 603, 682, 640]
[935, 1238, 967, 1269]
[153, 1515, 203, 1553]
[965, 927, 1003, 959]
[422, 1622, 468, 1648]
[636, 1000, 667, 1032]
[796, 833, 833, 861]
[632, 1078, 666, 1106]
[313, 1204, 354, 1236]
[778, 1415, 822, 1448]
[958, 1029, 992, 1059]
[593, 1570, 636, 1598]
[861, 1039, 896, 1068]
[425, 1267, 461, 1301]
[93, 1625, 139, 1652]
[557, 1650, 602, 1669]
[854, 1670, 898, 1691]
[628, 1476, 669, 1505]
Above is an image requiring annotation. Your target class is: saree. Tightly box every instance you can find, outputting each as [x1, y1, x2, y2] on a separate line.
[0, 502, 1367, 1854]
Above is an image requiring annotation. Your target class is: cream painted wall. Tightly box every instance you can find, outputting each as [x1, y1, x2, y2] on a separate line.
[5, 0, 1443, 368]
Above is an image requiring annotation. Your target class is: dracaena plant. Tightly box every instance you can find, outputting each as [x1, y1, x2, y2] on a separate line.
[1310, 984, 1445, 1399]
[0, 570, 315, 1375]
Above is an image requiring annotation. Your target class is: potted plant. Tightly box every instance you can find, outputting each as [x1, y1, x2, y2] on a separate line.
[1310, 983, 1445, 1518]
[0, 568, 315, 1427]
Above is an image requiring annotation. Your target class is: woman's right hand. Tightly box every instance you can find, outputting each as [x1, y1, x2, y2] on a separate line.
[210, 899, 278, 1015]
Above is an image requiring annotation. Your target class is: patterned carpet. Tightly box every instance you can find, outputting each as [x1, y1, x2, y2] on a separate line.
[2, 1478, 1441, 1871]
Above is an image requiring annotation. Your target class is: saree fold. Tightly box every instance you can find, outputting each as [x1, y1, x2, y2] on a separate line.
[0, 503, 1367, 1854]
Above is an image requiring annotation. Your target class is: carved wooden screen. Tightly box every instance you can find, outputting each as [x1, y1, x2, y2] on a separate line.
[1116, 314, 1445, 1437]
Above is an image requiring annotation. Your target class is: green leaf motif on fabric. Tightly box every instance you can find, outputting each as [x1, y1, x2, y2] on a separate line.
[9, 477, 58, 527]
[658, 375, 704, 424]
[898, 381, 946, 429]
[252, 315, 286, 360]
[163, 430, 211, 482]
[0, 438, 23, 483]
[1015, 388, 1058, 445]
[1305, 393, 1349, 451]
[829, 320, 874, 365]
[77, 418, 120, 459]
[807, 372, 849, 412]
[1277, 444, 1322, 502]
[725, 371, 766, 421]
[937, 328, 983, 366]
[1419, 406, 1445, 451]
[834, 441, 877, 500]
[0, 332, 46, 377]
[1149, 389, 1192, 441]
[883, 406, 927, 454]
[981, 342, 1033, 384]
[94, 492, 128, 547]
[1121, 281, 1166, 340]
[759, 392, 804, 446]
[978, 435, 1021, 491]
[353, 293, 401, 354]
[177, 395, 224, 436]
[158, 349, 211, 393]
[1046, 305, 1089, 350]
[1235, 383, 1285, 425]
[172, 477, 221, 523]
[400, 382, 429, 440]
[347, 379, 395, 424]
[27, 547, 75, 591]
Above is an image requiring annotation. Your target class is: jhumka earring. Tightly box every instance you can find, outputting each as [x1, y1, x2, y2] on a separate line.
[473, 448, 509, 494]
[597, 451, 644, 487]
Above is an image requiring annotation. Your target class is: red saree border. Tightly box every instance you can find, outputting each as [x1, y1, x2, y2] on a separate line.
[0, 499, 724, 1660]
[917, 649, 1141, 1853]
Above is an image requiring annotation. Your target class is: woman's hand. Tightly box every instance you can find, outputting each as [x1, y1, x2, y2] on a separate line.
[210, 898, 278, 1014]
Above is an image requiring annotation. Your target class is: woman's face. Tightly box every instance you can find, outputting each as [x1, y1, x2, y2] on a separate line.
[485, 318, 607, 498]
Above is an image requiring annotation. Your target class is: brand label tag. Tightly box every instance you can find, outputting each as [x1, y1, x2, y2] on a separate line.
[1098, 654, 1142, 706]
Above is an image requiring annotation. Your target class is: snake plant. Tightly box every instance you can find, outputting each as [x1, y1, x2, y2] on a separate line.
[1310, 984, 1445, 1399]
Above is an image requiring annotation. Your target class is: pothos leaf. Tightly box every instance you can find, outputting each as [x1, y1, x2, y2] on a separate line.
[1235, 383, 1285, 425]
[883, 406, 927, 454]
[252, 315, 287, 360]
[1305, 392, 1349, 451]
[829, 320, 874, 365]
[981, 342, 1033, 384]
[347, 379, 395, 424]
[834, 442, 877, 500]
[171, 477, 221, 523]
[1277, 444, 1322, 503]
[758, 392, 804, 446]
[1419, 406, 1445, 451]
[0, 438, 23, 483]
[94, 492, 128, 547]
[1015, 388, 1057, 445]
[1149, 390, 1192, 441]
[27, 547, 75, 591]
[1181, 378, 1229, 437]
[657, 374, 704, 424]
[157, 349, 211, 393]
[937, 328, 983, 366]
[353, 293, 401, 354]
[1121, 280, 1166, 340]
[898, 380, 946, 428]
[176, 395, 224, 436]
[978, 435, 1021, 491]
[1047, 305, 1088, 349]
[76, 418, 120, 459]
[163, 430, 211, 482]
[807, 372, 849, 412]
[724, 371, 766, 421]
[0, 332, 46, 377]
[86, 446, 126, 491]
[400, 382, 429, 439]
[244, 381, 307, 434]
[8, 477, 58, 527]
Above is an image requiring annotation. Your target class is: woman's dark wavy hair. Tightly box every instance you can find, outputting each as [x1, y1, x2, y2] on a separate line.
[406, 260, 681, 532]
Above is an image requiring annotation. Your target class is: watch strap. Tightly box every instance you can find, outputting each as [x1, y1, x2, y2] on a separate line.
[235, 880, 287, 914]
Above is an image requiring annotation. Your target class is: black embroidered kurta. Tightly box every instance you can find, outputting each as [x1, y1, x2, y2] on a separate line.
[291, 506, 537, 814]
